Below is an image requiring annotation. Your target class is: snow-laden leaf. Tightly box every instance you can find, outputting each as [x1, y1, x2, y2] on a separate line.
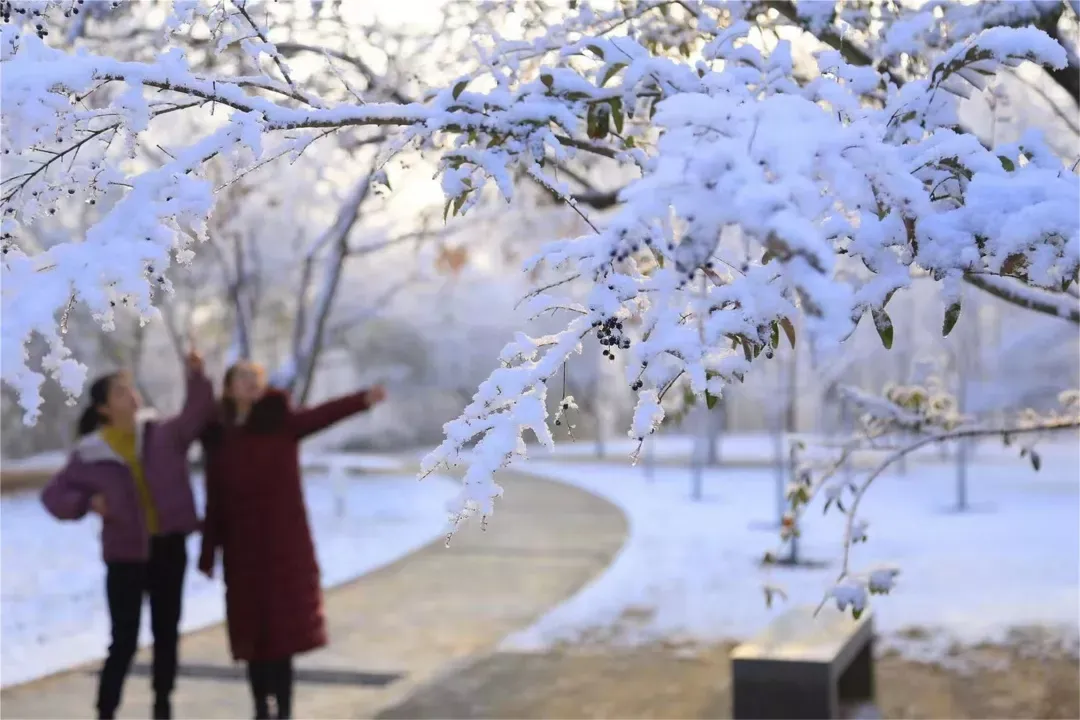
[872, 308, 895, 350]
[942, 300, 962, 337]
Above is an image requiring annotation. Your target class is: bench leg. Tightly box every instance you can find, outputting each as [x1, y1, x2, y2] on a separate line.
[733, 663, 837, 719]
[837, 638, 875, 706]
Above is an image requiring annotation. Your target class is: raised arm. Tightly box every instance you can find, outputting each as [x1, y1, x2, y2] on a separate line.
[162, 365, 215, 450]
[288, 388, 381, 441]
[40, 458, 93, 521]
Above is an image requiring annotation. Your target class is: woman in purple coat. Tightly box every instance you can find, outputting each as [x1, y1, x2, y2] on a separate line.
[41, 351, 213, 720]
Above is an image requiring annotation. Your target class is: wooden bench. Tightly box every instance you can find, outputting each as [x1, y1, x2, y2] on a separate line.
[731, 605, 875, 719]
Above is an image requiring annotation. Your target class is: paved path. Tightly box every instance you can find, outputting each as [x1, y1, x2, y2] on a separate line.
[1, 468, 627, 719]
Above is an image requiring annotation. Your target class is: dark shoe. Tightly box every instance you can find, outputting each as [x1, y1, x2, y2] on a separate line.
[153, 697, 172, 720]
[98, 711, 115, 720]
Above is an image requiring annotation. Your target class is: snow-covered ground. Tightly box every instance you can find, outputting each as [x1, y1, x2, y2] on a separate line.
[1, 463, 455, 688]
[504, 442, 1080, 659]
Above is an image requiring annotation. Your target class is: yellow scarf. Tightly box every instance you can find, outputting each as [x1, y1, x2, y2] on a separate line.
[100, 425, 160, 535]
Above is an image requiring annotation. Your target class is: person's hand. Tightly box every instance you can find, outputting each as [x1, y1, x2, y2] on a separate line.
[90, 494, 108, 518]
[184, 349, 204, 374]
[197, 552, 214, 579]
[366, 385, 387, 405]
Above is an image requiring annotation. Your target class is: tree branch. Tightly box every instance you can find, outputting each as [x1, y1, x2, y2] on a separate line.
[963, 273, 1080, 324]
[289, 173, 375, 403]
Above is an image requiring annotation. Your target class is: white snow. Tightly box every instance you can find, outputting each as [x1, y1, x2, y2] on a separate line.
[1, 451, 68, 473]
[503, 442, 1080, 657]
[1, 465, 455, 688]
[530, 432, 1059, 465]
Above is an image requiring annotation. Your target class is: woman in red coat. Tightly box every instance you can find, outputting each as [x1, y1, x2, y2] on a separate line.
[197, 361, 386, 719]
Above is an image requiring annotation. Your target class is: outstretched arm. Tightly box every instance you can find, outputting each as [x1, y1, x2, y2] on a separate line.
[288, 387, 384, 441]
[40, 459, 92, 521]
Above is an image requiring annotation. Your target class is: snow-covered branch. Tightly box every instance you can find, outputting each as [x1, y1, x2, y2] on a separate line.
[964, 273, 1080, 324]
[2, 0, 1078, 534]
[770, 382, 1080, 619]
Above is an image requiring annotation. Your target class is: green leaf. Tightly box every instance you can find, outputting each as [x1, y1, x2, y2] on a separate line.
[762, 248, 777, 264]
[586, 44, 604, 59]
[872, 308, 894, 350]
[443, 198, 453, 222]
[998, 155, 1016, 172]
[682, 384, 696, 410]
[609, 97, 624, 134]
[852, 607, 863, 620]
[452, 80, 468, 100]
[779, 317, 796, 349]
[624, 136, 635, 149]
[1030, 450, 1041, 472]
[770, 322, 780, 349]
[942, 300, 961, 337]
[599, 62, 627, 87]
[587, 104, 610, 140]
[540, 73, 554, 90]
[706, 391, 718, 410]
[452, 193, 468, 217]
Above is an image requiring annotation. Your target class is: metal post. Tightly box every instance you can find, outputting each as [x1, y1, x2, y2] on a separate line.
[594, 342, 605, 459]
[773, 415, 785, 524]
[691, 404, 705, 501]
[644, 433, 655, 482]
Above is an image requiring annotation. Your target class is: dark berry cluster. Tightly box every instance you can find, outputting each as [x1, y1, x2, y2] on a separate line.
[63, 0, 86, 19]
[0, 1, 47, 37]
[554, 399, 571, 426]
[595, 315, 629, 361]
[607, 233, 643, 264]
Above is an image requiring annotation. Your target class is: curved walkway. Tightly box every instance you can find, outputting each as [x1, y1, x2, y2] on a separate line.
[0, 468, 627, 719]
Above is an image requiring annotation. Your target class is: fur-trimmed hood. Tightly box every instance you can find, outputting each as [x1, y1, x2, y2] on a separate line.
[74, 408, 161, 464]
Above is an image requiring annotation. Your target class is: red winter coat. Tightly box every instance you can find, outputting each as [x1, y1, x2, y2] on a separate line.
[197, 388, 376, 662]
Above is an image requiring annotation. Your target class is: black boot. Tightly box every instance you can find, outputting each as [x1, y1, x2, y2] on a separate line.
[270, 657, 293, 719]
[153, 696, 172, 720]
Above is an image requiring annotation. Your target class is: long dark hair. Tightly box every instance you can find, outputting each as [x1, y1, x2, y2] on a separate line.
[217, 362, 283, 434]
[220, 363, 242, 426]
[77, 372, 120, 437]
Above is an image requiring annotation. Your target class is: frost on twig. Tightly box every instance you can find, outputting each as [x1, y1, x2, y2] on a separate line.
[1, 2, 1077, 515]
[760, 382, 1080, 620]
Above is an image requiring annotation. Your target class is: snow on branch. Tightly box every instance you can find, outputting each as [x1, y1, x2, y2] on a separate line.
[1, 1, 1078, 544]
[766, 382, 1080, 620]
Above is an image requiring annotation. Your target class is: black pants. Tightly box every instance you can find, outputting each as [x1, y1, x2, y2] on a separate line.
[97, 533, 188, 719]
[247, 656, 294, 719]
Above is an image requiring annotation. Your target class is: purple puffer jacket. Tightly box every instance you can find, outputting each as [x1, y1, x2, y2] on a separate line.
[41, 369, 214, 562]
